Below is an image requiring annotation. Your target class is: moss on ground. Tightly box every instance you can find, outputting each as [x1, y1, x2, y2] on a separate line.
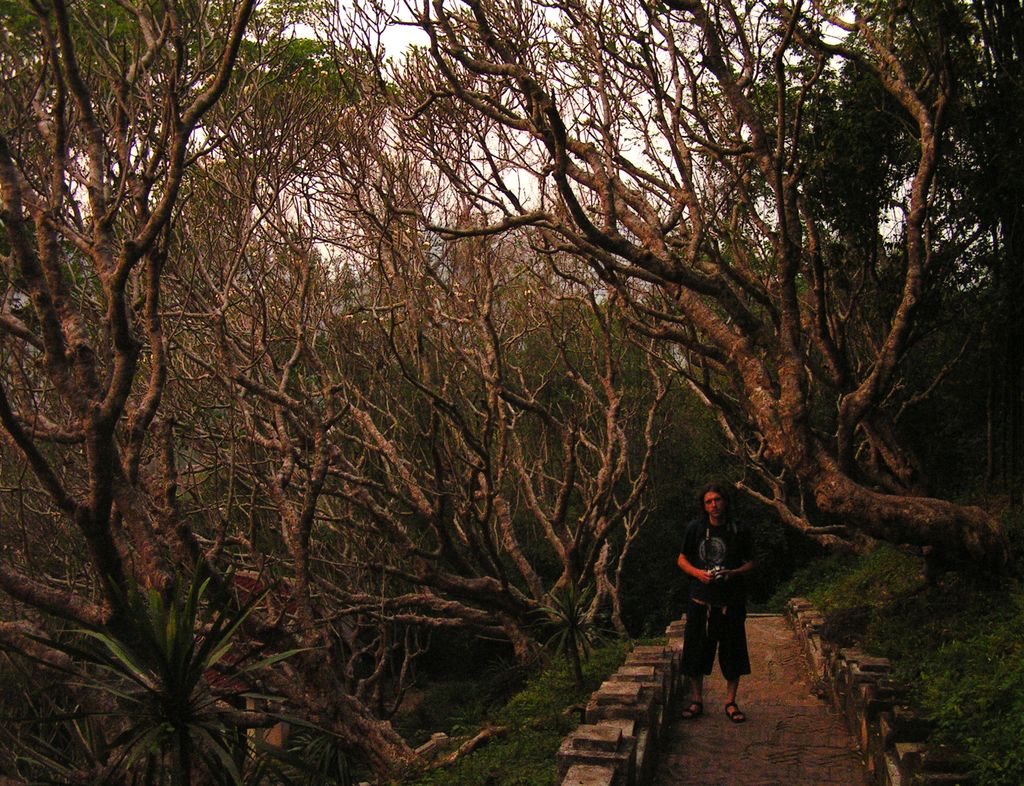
[399, 641, 628, 786]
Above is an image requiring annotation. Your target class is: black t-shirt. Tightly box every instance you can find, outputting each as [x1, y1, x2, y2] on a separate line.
[679, 517, 754, 607]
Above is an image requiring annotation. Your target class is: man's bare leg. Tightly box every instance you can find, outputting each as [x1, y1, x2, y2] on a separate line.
[724, 678, 746, 722]
[681, 675, 704, 719]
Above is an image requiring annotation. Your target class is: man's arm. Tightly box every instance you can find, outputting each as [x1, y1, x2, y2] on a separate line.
[677, 551, 712, 584]
[721, 559, 756, 581]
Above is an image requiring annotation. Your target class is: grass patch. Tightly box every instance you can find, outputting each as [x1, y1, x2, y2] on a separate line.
[400, 640, 629, 786]
[777, 542, 1024, 786]
[765, 542, 925, 613]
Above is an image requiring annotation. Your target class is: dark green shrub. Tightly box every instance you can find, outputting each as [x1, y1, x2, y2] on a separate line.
[784, 544, 1024, 786]
[917, 595, 1024, 786]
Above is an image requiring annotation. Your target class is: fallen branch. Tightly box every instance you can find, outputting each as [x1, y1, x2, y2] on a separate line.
[429, 725, 510, 769]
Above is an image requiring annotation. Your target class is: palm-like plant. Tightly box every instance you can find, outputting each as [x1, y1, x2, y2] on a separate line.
[3, 686, 115, 785]
[252, 725, 353, 786]
[21, 567, 300, 786]
[538, 584, 605, 690]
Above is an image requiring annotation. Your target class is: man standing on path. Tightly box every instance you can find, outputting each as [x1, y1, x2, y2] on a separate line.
[676, 482, 757, 724]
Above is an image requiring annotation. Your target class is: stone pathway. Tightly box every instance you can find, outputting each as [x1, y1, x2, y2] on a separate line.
[653, 614, 871, 786]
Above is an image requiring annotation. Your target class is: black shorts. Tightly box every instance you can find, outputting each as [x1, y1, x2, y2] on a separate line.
[681, 599, 751, 681]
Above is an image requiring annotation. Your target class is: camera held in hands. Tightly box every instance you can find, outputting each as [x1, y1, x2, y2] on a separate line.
[708, 566, 728, 582]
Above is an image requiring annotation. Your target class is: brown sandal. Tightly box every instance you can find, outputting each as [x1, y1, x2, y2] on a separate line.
[680, 701, 703, 720]
[724, 701, 746, 723]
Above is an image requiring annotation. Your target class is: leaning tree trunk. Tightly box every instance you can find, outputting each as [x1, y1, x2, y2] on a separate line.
[395, 0, 1023, 571]
[807, 449, 1010, 572]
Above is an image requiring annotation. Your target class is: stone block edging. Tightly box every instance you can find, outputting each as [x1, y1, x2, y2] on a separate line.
[555, 631, 686, 786]
[784, 598, 976, 786]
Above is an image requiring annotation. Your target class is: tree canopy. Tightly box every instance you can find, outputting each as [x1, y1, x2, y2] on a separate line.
[379, 0, 1014, 567]
[1, 0, 1021, 779]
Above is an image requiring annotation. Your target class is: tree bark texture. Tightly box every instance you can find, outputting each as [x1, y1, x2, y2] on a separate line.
[392, 0, 1011, 568]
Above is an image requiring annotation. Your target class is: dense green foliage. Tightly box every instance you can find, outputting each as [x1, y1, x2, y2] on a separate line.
[770, 538, 1024, 786]
[397, 641, 628, 786]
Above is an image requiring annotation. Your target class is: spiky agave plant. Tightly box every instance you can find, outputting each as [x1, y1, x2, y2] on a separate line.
[538, 583, 606, 690]
[19, 566, 303, 786]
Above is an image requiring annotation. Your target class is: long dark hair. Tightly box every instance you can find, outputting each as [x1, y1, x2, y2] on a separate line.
[698, 482, 734, 530]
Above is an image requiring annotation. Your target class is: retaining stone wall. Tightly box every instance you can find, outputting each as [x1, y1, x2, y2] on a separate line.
[555, 625, 686, 786]
[785, 598, 976, 786]
[557, 603, 979, 786]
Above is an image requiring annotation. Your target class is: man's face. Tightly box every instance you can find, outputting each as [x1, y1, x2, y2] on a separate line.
[703, 491, 726, 521]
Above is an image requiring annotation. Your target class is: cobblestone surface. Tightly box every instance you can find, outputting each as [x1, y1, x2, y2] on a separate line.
[653, 614, 871, 786]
